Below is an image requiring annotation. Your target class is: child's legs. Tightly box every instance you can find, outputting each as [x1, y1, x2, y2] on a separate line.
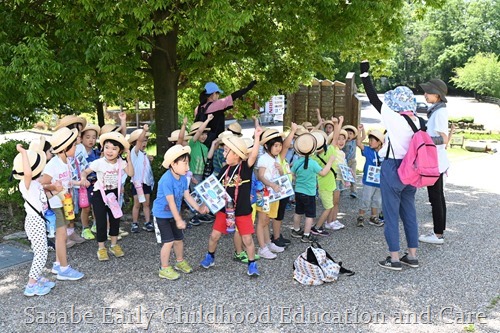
[208, 230, 222, 253]
[348, 159, 357, 193]
[304, 217, 314, 234]
[273, 197, 289, 239]
[233, 231, 243, 253]
[293, 213, 302, 230]
[25, 215, 48, 282]
[329, 188, 341, 222]
[108, 214, 120, 246]
[91, 190, 110, 248]
[371, 187, 382, 216]
[132, 195, 141, 222]
[142, 194, 151, 223]
[54, 208, 68, 266]
[81, 206, 91, 228]
[241, 234, 255, 260]
[160, 242, 173, 267]
[234, 215, 255, 259]
[303, 196, 317, 233]
[256, 211, 270, 248]
[172, 240, 184, 261]
[317, 190, 334, 227]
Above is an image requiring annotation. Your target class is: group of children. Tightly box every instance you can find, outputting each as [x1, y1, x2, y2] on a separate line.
[13, 108, 387, 295]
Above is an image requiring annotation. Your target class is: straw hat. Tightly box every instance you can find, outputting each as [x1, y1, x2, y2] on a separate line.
[323, 120, 335, 128]
[294, 125, 309, 137]
[218, 131, 234, 139]
[162, 145, 191, 169]
[50, 128, 78, 153]
[420, 79, 448, 103]
[242, 137, 254, 151]
[100, 124, 121, 135]
[99, 132, 130, 151]
[55, 115, 87, 131]
[260, 128, 284, 146]
[293, 133, 317, 156]
[342, 125, 358, 137]
[310, 130, 327, 152]
[168, 130, 192, 142]
[12, 149, 47, 180]
[128, 129, 151, 144]
[28, 136, 48, 152]
[188, 121, 211, 135]
[221, 135, 248, 160]
[339, 129, 349, 139]
[368, 129, 385, 143]
[227, 122, 243, 136]
[301, 122, 314, 130]
[326, 129, 349, 144]
[81, 124, 101, 136]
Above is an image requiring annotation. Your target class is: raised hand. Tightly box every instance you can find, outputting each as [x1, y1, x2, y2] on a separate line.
[118, 112, 126, 121]
[16, 144, 26, 153]
[143, 124, 149, 132]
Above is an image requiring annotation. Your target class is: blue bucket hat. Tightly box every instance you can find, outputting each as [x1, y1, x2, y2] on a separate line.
[204, 82, 223, 95]
[384, 86, 417, 113]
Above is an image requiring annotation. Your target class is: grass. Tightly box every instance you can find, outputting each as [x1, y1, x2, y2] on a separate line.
[463, 324, 476, 332]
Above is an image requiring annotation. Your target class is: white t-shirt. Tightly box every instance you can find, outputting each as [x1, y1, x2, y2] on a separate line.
[426, 106, 450, 173]
[256, 153, 280, 186]
[43, 156, 72, 208]
[19, 180, 48, 216]
[89, 158, 128, 191]
[130, 149, 154, 186]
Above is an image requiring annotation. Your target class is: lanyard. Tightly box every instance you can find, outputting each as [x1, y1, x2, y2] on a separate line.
[220, 163, 241, 206]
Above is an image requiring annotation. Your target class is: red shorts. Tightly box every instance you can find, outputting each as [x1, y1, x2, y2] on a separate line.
[213, 212, 255, 236]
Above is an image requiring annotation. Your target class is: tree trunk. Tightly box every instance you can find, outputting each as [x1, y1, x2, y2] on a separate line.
[151, 25, 179, 157]
[96, 100, 105, 127]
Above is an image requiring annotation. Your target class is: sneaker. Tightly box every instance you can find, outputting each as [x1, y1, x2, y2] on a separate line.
[233, 251, 248, 262]
[131, 223, 140, 233]
[119, 228, 129, 237]
[378, 212, 384, 223]
[97, 247, 109, 261]
[350, 192, 358, 198]
[24, 283, 51, 297]
[290, 228, 304, 238]
[189, 217, 201, 226]
[200, 253, 215, 268]
[68, 231, 86, 244]
[419, 232, 444, 244]
[247, 262, 260, 277]
[369, 216, 384, 227]
[279, 234, 291, 244]
[51, 263, 60, 275]
[37, 276, 56, 289]
[174, 260, 193, 273]
[66, 239, 76, 249]
[400, 253, 419, 268]
[159, 266, 180, 280]
[378, 256, 402, 271]
[357, 216, 365, 227]
[81, 228, 95, 240]
[258, 247, 277, 260]
[198, 214, 214, 223]
[109, 244, 124, 257]
[325, 220, 345, 230]
[90, 223, 97, 234]
[143, 222, 154, 232]
[310, 226, 330, 236]
[56, 266, 84, 281]
[267, 242, 285, 253]
[301, 234, 316, 243]
[47, 239, 55, 252]
[271, 237, 287, 248]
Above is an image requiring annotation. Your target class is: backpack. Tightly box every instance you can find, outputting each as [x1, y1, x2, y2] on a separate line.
[293, 242, 354, 285]
[194, 101, 213, 123]
[397, 114, 440, 188]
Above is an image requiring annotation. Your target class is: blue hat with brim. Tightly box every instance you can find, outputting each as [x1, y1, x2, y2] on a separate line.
[384, 86, 417, 113]
[204, 82, 223, 95]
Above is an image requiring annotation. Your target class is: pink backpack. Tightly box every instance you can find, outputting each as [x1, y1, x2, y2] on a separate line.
[397, 115, 440, 188]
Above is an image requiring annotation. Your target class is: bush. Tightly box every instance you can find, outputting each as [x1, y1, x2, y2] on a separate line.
[0, 139, 30, 234]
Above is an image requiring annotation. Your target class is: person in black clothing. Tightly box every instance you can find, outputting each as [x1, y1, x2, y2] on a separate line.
[194, 80, 257, 148]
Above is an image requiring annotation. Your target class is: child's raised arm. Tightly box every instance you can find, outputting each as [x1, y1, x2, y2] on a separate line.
[124, 148, 134, 177]
[192, 114, 214, 142]
[356, 124, 366, 151]
[248, 126, 263, 167]
[118, 112, 127, 137]
[16, 144, 31, 190]
[177, 117, 188, 145]
[280, 122, 297, 160]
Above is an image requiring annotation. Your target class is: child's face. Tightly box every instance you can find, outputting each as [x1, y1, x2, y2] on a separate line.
[171, 158, 189, 176]
[269, 142, 282, 157]
[346, 130, 356, 141]
[103, 142, 121, 161]
[369, 137, 381, 150]
[223, 146, 240, 166]
[337, 135, 347, 149]
[200, 132, 208, 143]
[65, 141, 77, 157]
[325, 124, 334, 135]
[82, 130, 97, 149]
[139, 139, 148, 151]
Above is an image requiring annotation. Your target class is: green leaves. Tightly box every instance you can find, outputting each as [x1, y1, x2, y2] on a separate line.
[452, 53, 500, 97]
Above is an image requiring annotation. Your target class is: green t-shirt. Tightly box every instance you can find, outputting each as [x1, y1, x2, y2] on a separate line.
[331, 146, 346, 180]
[188, 139, 208, 175]
[311, 145, 337, 192]
[291, 156, 321, 196]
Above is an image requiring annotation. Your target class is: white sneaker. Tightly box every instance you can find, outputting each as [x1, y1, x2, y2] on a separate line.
[267, 242, 285, 253]
[258, 246, 277, 259]
[325, 220, 345, 230]
[419, 232, 444, 244]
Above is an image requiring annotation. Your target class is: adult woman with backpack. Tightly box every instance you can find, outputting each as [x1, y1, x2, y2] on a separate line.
[194, 80, 257, 148]
[418, 79, 450, 245]
[360, 61, 421, 271]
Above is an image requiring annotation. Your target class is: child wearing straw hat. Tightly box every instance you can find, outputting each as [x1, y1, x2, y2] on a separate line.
[100, 112, 127, 137]
[12, 144, 56, 296]
[200, 127, 263, 276]
[40, 127, 85, 281]
[128, 124, 155, 234]
[80, 132, 134, 261]
[342, 124, 359, 198]
[290, 133, 335, 243]
[152, 145, 209, 280]
[355, 124, 385, 227]
[188, 115, 214, 188]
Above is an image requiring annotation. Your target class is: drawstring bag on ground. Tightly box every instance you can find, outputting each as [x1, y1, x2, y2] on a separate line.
[293, 242, 354, 285]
